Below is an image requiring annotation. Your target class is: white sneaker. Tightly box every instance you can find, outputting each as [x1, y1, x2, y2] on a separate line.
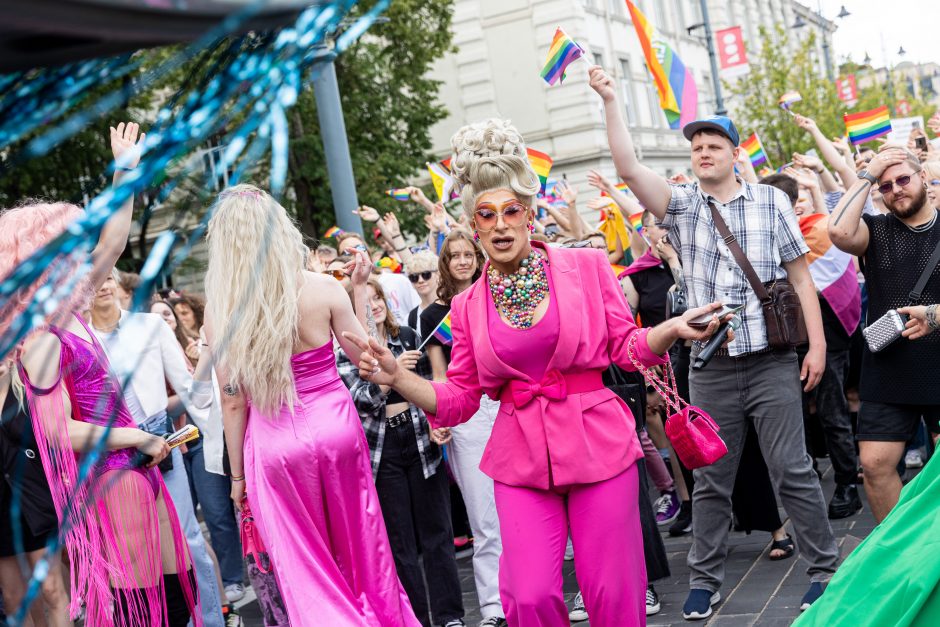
[568, 591, 588, 622]
[905, 449, 924, 469]
[646, 585, 661, 616]
[225, 583, 246, 603]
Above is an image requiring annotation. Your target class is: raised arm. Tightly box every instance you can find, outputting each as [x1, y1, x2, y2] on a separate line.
[88, 123, 145, 291]
[829, 148, 907, 255]
[589, 66, 672, 219]
[793, 115, 858, 189]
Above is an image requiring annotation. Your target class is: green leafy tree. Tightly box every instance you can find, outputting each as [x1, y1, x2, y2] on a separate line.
[285, 0, 455, 243]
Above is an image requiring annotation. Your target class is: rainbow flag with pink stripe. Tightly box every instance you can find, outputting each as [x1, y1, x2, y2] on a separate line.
[626, 0, 698, 130]
[800, 214, 861, 336]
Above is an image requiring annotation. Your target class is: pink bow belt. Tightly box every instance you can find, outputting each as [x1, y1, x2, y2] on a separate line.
[499, 369, 605, 408]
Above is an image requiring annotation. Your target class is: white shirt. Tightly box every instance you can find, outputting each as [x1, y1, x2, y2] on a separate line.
[92, 310, 208, 428]
[377, 272, 420, 327]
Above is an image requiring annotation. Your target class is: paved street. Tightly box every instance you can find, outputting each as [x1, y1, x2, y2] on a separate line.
[236, 458, 882, 626]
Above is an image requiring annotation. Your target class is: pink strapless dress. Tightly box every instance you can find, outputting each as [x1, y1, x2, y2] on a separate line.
[244, 341, 419, 626]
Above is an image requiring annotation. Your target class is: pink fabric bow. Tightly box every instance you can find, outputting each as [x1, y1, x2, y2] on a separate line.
[508, 369, 568, 407]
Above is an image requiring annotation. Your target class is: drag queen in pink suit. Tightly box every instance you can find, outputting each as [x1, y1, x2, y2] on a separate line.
[346, 120, 728, 626]
[203, 185, 419, 626]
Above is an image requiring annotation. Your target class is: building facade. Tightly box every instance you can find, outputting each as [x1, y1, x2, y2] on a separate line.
[428, 0, 832, 211]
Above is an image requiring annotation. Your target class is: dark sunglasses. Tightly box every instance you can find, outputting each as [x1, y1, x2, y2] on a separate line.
[877, 174, 915, 195]
[407, 271, 436, 283]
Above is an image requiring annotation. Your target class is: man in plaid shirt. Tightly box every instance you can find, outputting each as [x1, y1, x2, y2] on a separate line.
[590, 66, 838, 619]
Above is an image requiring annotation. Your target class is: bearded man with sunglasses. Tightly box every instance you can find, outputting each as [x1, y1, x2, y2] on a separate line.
[829, 145, 940, 523]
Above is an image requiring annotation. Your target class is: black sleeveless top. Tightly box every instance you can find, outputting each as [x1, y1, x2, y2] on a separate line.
[859, 211, 940, 404]
[629, 262, 674, 328]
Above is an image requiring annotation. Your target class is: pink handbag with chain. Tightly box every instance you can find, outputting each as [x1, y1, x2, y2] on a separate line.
[627, 335, 727, 469]
[240, 496, 271, 574]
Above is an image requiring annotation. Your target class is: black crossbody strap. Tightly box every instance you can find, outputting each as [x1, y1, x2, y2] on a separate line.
[909, 236, 940, 303]
[707, 202, 772, 303]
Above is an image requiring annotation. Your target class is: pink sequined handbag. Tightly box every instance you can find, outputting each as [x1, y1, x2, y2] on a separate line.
[627, 335, 727, 469]
[240, 496, 271, 574]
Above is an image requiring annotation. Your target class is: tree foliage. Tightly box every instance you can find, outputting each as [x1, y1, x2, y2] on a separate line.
[286, 0, 455, 243]
[726, 26, 936, 167]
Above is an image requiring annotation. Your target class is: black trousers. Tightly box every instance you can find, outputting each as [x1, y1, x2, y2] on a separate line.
[799, 347, 859, 486]
[375, 418, 463, 627]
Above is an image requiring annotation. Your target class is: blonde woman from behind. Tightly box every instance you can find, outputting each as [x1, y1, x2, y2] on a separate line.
[203, 184, 420, 626]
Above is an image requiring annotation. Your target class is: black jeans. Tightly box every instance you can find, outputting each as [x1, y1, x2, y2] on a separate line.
[799, 348, 859, 486]
[376, 418, 463, 627]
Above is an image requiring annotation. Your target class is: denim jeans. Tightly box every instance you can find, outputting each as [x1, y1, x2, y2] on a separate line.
[139, 414, 225, 627]
[183, 442, 244, 587]
[375, 418, 463, 627]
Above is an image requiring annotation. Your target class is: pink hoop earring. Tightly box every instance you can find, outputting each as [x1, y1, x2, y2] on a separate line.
[473, 231, 480, 242]
[528, 222, 535, 234]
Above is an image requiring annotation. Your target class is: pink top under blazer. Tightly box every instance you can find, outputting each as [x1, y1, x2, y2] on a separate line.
[427, 241, 668, 490]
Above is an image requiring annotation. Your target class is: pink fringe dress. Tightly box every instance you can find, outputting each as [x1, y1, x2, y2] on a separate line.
[19, 313, 200, 626]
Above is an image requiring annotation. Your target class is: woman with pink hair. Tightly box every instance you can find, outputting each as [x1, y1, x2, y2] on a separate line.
[0, 123, 201, 626]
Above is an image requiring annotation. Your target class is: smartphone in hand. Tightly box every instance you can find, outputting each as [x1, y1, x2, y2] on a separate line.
[687, 303, 745, 328]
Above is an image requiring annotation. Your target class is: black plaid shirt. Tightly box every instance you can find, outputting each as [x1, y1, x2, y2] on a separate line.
[661, 180, 809, 355]
[336, 328, 440, 480]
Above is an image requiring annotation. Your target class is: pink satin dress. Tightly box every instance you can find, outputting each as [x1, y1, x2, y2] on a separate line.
[244, 341, 419, 626]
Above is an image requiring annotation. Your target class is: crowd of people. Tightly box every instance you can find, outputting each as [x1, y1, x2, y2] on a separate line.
[0, 64, 939, 627]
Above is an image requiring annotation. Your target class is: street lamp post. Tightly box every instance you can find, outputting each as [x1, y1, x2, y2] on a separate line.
[692, 0, 726, 116]
[311, 45, 363, 236]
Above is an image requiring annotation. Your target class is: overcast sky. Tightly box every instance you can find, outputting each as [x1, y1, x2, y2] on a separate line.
[816, 0, 939, 68]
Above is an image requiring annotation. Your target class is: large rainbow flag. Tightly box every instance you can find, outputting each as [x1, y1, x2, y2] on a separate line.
[741, 133, 769, 168]
[626, 0, 698, 130]
[800, 213, 861, 336]
[844, 106, 892, 145]
[540, 27, 585, 85]
[527, 148, 553, 193]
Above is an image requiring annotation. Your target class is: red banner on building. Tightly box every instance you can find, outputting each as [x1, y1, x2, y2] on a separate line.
[836, 74, 857, 104]
[715, 26, 749, 78]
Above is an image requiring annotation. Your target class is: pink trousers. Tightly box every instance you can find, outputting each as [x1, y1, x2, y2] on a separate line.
[494, 464, 646, 627]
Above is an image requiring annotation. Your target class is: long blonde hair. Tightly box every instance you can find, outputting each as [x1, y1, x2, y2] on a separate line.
[205, 184, 307, 414]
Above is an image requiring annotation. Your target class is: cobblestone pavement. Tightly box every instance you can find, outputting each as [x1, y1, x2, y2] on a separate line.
[237, 458, 884, 626]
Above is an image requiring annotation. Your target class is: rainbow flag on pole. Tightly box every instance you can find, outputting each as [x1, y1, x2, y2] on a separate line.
[844, 106, 892, 145]
[626, 0, 698, 130]
[385, 188, 411, 201]
[741, 133, 769, 168]
[540, 27, 585, 85]
[526, 148, 553, 193]
[601, 182, 630, 197]
[779, 91, 802, 110]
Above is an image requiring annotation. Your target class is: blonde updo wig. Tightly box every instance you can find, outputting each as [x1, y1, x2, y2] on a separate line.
[450, 119, 540, 218]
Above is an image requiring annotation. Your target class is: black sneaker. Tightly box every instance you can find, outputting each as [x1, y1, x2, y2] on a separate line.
[669, 500, 693, 536]
[828, 484, 862, 519]
[800, 582, 825, 610]
[682, 589, 720, 621]
[646, 585, 661, 616]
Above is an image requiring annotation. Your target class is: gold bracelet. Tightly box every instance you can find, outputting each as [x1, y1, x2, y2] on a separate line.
[230, 474, 245, 482]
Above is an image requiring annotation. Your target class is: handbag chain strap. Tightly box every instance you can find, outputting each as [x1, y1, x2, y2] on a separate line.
[708, 201, 772, 303]
[626, 334, 687, 416]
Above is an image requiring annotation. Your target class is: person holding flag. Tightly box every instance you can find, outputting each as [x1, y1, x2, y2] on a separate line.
[345, 118, 728, 626]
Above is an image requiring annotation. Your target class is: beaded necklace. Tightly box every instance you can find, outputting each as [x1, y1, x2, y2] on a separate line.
[487, 250, 550, 329]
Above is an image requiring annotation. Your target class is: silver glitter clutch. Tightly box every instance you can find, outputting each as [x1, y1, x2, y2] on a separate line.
[862, 309, 908, 353]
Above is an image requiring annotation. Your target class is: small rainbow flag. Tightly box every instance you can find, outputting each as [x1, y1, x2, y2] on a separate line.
[601, 182, 630, 197]
[526, 148, 553, 193]
[844, 105, 892, 145]
[779, 91, 802, 111]
[627, 211, 643, 233]
[324, 226, 343, 238]
[419, 311, 453, 349]
[376, 257, 403, 273]
[757, 166, 773, 178]
[540, 27, 585, 86]
[386, 188, 411, 201]
[741, 133, 769, 168]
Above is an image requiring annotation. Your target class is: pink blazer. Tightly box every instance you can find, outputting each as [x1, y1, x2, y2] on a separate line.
[428, 242, 668, 489]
